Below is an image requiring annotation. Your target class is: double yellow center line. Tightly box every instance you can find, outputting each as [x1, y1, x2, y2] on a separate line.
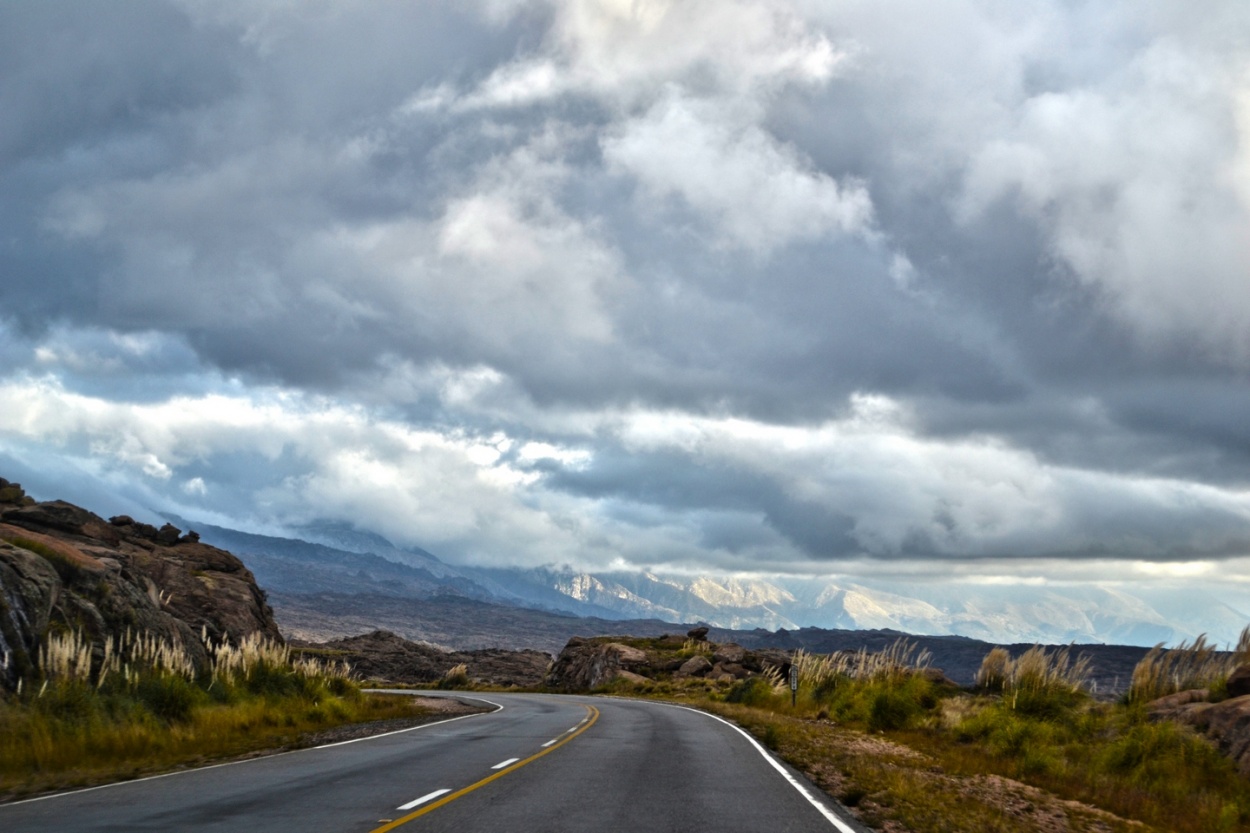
[369, 704, 600, 832]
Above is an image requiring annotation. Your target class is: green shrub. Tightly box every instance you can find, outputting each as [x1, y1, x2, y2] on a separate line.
[134, 675, 203, 723]
[868, 687, 922, 731]
[726, 676, 779, 707]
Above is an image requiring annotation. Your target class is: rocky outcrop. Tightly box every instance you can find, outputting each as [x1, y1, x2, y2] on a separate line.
[297, 630, 551, 687]
[1149, 689, 1250, 776]
[0, 481, 281, 691]
[545, 637, 653, 691]
[544, 633, 793, 691]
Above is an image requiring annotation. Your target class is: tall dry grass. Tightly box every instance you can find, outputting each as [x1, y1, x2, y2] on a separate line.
[0, 626, 383, 799]
[793, 638, 933, 690]
[1128, 626, 1250, 703]
[976, 644, 1092, 696]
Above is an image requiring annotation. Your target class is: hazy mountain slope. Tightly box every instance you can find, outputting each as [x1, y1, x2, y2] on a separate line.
[166, 515, 1248, 648]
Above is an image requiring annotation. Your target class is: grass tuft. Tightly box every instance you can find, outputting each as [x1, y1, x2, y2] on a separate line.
[1128, 626, 1250, 703]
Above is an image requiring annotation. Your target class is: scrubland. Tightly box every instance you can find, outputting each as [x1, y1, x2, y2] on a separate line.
[606, 630, 1250, 833]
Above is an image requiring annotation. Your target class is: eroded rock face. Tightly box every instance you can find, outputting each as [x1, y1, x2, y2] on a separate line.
[0, 489, 282, 691]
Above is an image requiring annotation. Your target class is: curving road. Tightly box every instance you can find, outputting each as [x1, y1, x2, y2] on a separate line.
[0, 693, 868, 833]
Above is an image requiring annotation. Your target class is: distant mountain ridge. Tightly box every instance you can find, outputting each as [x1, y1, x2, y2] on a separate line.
[168, 515, 1249, 650]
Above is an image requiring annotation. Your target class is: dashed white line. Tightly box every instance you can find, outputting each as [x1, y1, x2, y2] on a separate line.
[397, 789, 450, 810]
[541, 739, 557, 748]
[491, 758, 521, 770]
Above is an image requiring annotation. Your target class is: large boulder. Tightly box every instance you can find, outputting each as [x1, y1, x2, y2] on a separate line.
[545, 638, 654, 690]
[1151, 691, 1250, 776]
[677, 655, 713, 677]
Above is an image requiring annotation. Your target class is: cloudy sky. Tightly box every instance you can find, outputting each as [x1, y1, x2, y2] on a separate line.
[2, 0, 1249, 598]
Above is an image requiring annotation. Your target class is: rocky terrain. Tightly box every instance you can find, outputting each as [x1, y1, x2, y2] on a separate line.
[293, 629, 551, 688]
[1147, 666, 1250, 777]
[0, 478, 280, 690]
[544, 626, 794, 691]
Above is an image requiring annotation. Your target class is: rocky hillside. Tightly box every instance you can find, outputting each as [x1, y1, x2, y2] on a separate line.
[293, 630, 551, 688]
[0, 478, 281, 691]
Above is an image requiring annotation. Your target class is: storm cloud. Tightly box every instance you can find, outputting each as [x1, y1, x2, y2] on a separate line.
[2, 0, 1249, 598]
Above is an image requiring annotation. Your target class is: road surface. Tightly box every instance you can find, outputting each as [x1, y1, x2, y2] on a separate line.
[0, 692, 868, 832]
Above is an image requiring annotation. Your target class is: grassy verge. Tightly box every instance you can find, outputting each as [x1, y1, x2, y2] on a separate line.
[0, 631, 445, 800]
[600, 635, 1250, 833]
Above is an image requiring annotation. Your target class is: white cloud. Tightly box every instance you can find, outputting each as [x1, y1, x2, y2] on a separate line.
[604, 94, 874, 251]
[461, 0, 845, 110]
[609, 393, 1250, 560]
[952, 25, 1250, 362]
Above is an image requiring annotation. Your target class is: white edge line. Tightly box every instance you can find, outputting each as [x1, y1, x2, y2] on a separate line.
[315, 697, 504, 749]
[490, 757, 521, 770]
[666, 704, 861, 833]
[397, 788, 451, 810]
[2, 694, 505, 807]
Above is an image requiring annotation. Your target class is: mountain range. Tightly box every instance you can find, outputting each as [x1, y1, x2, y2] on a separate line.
[167, 515, 1248, 650]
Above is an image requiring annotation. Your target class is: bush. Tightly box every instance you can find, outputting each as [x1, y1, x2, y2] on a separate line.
[869, 688, 922, 731]
[135, 675, 203, 723]
[726, 676, 779, 708]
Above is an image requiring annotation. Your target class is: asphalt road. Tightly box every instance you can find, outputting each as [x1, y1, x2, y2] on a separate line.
[0, 693, 868, 833]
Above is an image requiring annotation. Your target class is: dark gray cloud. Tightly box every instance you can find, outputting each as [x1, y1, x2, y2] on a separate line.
[0, 0, 1248, 591]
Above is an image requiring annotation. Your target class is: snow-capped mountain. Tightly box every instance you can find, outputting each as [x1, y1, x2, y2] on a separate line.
[177, 515, 1250, 649]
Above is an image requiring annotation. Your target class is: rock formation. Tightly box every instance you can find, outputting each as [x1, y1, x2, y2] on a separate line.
[544, 633, 792, 691]
[0, 479, 281, 691]
[1148, 686, 1250, 777]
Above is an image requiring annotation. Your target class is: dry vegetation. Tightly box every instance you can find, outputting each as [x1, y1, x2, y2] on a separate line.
[1128, 629, 1250, 703]
[0, 628, 435, 800]
[608, 630, 1250, 833]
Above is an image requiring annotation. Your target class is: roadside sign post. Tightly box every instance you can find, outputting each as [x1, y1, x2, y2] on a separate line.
[789, 664, 798, 707]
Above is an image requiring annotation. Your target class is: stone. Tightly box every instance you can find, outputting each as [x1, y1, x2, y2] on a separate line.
[155, 523, 182, 546]
[677, 655, 713, 677]
[605, 642, 648, 665]
[1226, 665, 1250, 698]
[615, 670, 650, 685]
[545, 637, 657, 691]
[1168, 695, 1250, 777]
[712, 661, 749, 679]
[687, 626, 710, 641]
[713, 643, 747, 664]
